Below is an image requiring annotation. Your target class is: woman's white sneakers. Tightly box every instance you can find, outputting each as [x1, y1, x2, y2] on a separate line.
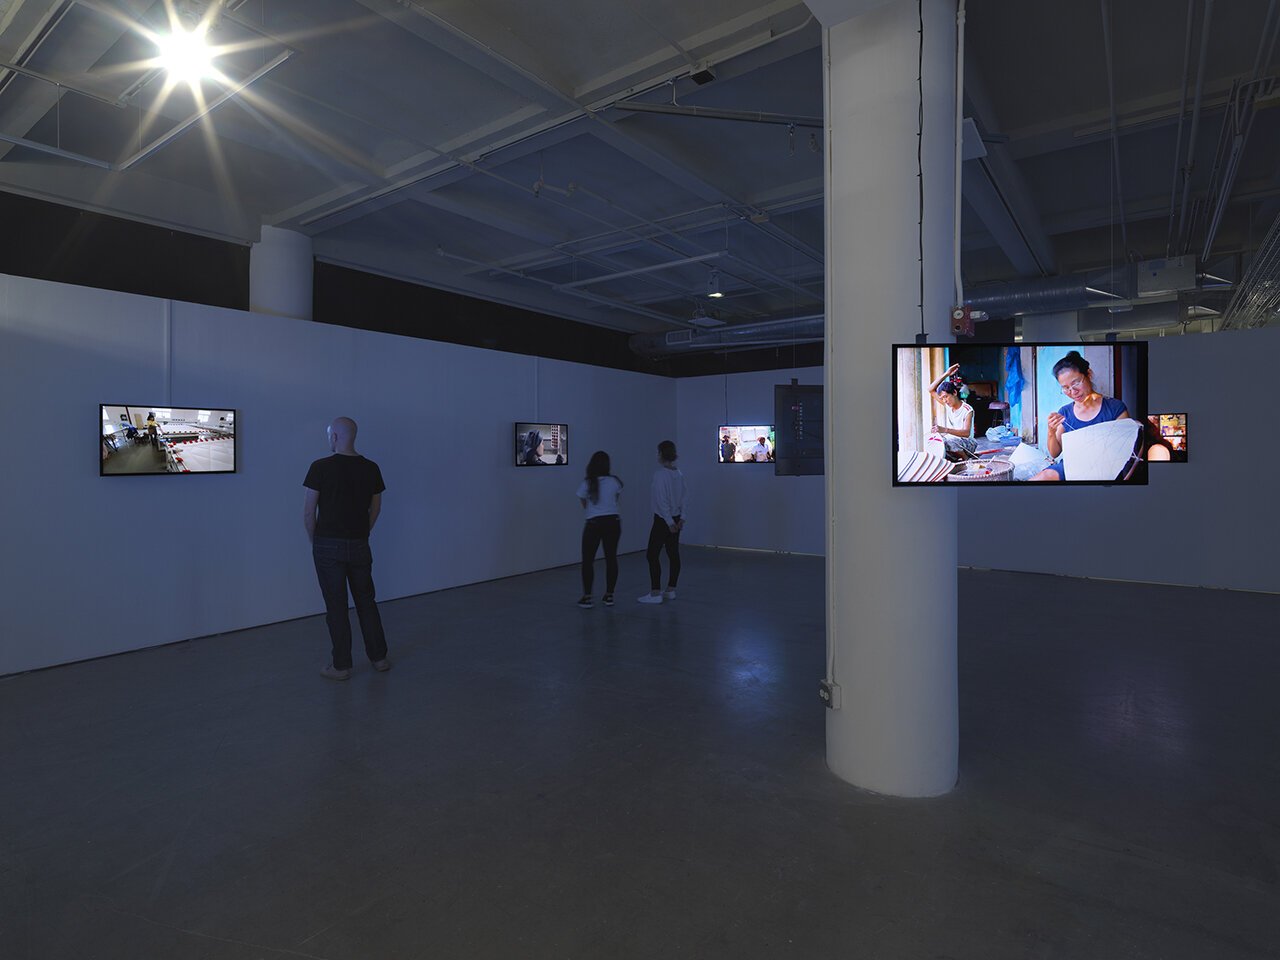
[637, 593, 663, 604]
[662, 588, 677, 601]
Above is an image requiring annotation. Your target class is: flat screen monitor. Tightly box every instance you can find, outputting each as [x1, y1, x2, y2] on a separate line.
[1146, 412, 1188, 463]
[101, 405, 236, 475]
[774, 384, 824, 476]
[718, 425, 775, 463]
[892, 342, 1148, 485]
[515, 422, 568, 466]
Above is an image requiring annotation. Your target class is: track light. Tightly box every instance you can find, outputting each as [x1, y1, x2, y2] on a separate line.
[707, 269, 724, 299]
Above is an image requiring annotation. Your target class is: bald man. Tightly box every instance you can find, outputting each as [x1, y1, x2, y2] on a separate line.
[304, 417, 390, 680]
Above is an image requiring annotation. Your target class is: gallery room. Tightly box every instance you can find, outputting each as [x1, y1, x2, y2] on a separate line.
[1, 1, 1277, 957]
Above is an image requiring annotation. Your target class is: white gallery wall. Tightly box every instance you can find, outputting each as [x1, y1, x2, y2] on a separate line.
[0, 272, 674, 676]
[675, 365, 826, 556]
[673, 330, 1279, 595]
[4, 267, 1276, 676]
[957, 326, 1280, 594]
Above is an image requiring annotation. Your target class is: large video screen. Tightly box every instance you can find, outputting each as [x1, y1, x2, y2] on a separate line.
[515, 422, 568, 466]
[893, 343, 1148, 485]
[718, 425, 775, 463]
[101, 406, 236, 475]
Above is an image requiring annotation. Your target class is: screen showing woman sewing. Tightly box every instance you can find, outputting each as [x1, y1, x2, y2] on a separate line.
[893, 343, 1148, 485]
[100, 406, 237, 475]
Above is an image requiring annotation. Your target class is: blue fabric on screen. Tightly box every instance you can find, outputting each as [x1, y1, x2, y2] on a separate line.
[1004, 348, 1025, 429]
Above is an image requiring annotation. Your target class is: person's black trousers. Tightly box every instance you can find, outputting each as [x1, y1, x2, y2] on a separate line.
[581, 514, 622, 595]
[645, 514, 681, 591]
[312, 536, 388, 670]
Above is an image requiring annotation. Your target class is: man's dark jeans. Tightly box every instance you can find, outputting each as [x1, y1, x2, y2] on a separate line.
[312, 536, 388, 670]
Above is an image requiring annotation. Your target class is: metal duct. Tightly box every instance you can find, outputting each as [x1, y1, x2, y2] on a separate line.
[963, 269, 1132, 318]
[629, 314, 824, 357]
[629, 269, 1227, 356]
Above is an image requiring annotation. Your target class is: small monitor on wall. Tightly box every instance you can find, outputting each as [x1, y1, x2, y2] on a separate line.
[1146, 412, 1188, 463]
[892, 342, 1148, 485]
[515, 422, 569, 466]
[718, 425, 775, 463]
[101, 405, 237, 475]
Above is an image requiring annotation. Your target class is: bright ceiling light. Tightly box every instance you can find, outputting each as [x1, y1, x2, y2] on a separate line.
[707, 269, 724, 299]
[155, 26, 216, 85]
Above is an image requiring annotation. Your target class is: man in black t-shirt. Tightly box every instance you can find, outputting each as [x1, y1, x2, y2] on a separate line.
[304, 417, 390, 680]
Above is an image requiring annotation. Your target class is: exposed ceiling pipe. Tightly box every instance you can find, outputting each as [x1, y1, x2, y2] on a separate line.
[1100, 0, 1130, 256]
[0, 57, 126, 108]
[963, 269, 1133, 318]
[631, 267, 1238, 355]
[1176, 0, 1215, 254]
[435, 246, 690, 329]
[1251, 0, 1278, 79]
[0, 129, 114, 167]
[555, 251, 724, 290]
[612, 101, 822, 128]
[1199, 77, 1271, 261]
[1166, 0, 1196, 257]
[629, 314, 824, 357]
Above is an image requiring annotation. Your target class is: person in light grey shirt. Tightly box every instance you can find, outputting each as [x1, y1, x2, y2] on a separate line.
[639, 440, 686, 604]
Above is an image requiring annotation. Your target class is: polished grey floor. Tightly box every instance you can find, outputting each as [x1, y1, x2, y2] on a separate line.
[2, 548, 1278, 959]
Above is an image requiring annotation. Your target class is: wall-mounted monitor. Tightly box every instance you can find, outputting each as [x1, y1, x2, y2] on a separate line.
[718, 425, 775, 463]
[101, 405, 237, 476]
[515, 422, 568, 466]
[1146, 412, 1188, 463]
[892, 342, 1148, 485]
[774, 384, 823, 476]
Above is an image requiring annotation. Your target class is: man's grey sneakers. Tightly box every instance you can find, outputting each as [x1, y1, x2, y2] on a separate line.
[602, 594, 615, 607]
[372, 658, 391, 673]
[662, 588, 677, 601]
[320, 663, 352, 681]
[577, 595, 594, 609]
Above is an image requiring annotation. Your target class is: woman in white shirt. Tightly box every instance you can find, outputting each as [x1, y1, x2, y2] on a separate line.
[926, 363, 977, 458]
[639, 440, 687, 604]
[576, 451, 623, 608]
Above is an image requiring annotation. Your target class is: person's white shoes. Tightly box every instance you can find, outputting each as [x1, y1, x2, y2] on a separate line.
[637, 593, 663, 604]
[662, 588, 677, 601]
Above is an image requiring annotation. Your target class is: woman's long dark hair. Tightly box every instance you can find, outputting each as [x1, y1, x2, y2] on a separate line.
[586, 450, 611, 504]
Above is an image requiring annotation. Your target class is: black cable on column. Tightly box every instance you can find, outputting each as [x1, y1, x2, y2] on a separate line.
[917, 0, 926, 339]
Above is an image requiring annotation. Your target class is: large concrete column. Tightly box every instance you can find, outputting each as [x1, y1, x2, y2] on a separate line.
[822, 0, 959, 796]
[250, 225, 314, 320]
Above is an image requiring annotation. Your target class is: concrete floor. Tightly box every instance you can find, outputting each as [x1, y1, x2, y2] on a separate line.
[2, 548, 1277, 958]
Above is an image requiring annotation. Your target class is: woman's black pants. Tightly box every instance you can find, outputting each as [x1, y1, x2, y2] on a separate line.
[645, 514, 682, 591]
[581, 515, 621, 595]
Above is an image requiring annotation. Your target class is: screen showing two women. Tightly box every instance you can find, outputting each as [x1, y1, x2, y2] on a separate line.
[893, 343, 1149, 485]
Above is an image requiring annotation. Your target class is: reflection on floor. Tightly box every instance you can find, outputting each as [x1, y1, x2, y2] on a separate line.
[2, 548, 1277, 958]
[101, 441, 168, 474]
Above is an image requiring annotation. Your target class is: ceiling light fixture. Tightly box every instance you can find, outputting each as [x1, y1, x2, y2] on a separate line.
[154, 25, 216, 85]
[707, 269, 724, 299]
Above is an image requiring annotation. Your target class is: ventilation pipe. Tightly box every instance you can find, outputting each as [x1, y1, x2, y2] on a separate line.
[628, 314, 824, 357]
[962, 268, 1133, 318]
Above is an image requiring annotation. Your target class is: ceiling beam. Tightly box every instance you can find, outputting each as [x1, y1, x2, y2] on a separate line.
[963, 59, 1056, 275]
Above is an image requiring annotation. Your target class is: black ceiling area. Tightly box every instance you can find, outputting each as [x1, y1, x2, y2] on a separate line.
[1, 0, 1277, 347]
